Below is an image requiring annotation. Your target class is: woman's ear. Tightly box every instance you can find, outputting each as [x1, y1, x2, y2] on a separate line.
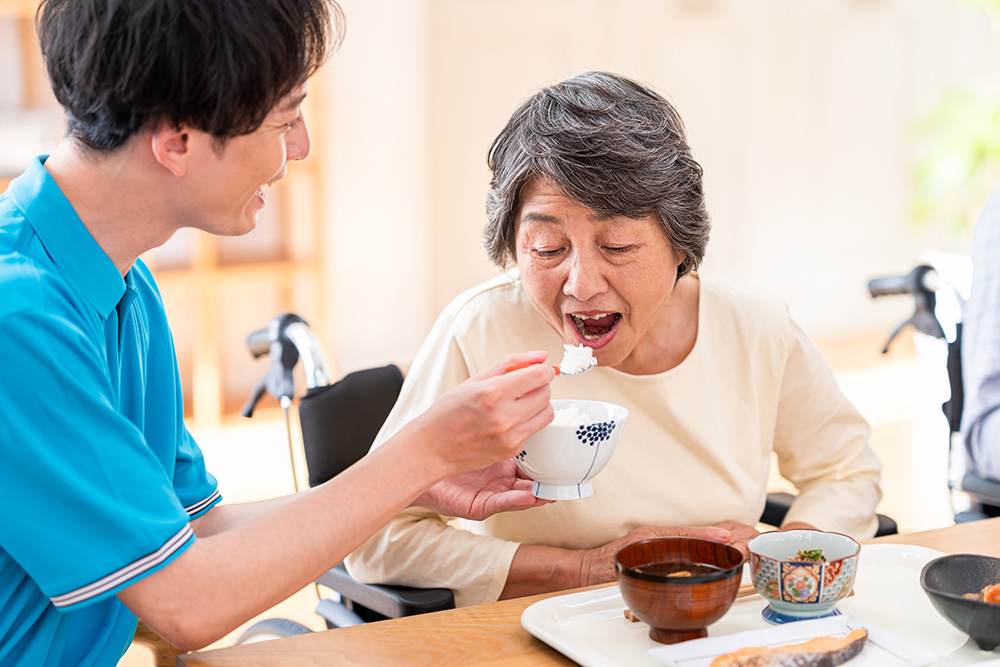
[150, 120, 191, 177]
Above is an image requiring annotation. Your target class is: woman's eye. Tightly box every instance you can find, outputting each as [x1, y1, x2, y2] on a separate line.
[604, 245, 634, 254]
[533, 247, 564, 258]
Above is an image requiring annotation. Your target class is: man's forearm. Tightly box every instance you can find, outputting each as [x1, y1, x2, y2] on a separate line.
[191, 495, 299, 537]
[119, 433, 446, 650]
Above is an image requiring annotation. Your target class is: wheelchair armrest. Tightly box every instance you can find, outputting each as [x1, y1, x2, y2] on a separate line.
[761, 491, 898, 537]
[961, 471, 1000, 506]
[760, 491, 797, 529]
[317, 563, 455, 619]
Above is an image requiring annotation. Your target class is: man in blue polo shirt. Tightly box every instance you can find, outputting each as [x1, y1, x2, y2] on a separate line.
[0, 1, 556, 664]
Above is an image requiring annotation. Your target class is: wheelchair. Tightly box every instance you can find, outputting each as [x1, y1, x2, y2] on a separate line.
[868, 251, 1000, 522]
[236, 313, 454, 643]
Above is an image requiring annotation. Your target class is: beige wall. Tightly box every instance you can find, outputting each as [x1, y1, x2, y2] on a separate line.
[1, 0, 995, 394]
[322, 0, 996, 374]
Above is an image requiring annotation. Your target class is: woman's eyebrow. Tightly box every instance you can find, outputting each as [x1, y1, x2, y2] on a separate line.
[520, 212, 561, 224]
[521, 211, 619, 224]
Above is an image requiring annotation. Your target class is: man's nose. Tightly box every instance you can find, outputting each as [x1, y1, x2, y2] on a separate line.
[287, 112, 311, 161]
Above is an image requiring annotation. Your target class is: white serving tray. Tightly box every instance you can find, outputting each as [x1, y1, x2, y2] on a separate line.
[649, 614, 937, 667]
[521, 544, 991, 666]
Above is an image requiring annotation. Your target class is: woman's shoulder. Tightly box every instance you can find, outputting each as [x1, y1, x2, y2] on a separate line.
[440, 271, 536, 323]
[430, 271, 555, 354]
[701, 275, 789, 320]
[699, 275, 793, 349]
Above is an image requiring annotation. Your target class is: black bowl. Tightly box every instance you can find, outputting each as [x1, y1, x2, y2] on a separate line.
[920, 553, 1000, 650]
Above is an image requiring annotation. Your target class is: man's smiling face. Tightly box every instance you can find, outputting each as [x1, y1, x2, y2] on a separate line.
[180, 82, 312, 238]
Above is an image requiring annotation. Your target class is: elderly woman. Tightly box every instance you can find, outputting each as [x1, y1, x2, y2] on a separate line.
[345, 71, 882, 607]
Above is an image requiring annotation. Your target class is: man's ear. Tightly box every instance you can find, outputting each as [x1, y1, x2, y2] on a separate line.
[150, 119, 191, 178]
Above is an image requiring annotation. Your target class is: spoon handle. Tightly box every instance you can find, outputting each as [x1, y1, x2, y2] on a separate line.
[505, 362, 561, 375]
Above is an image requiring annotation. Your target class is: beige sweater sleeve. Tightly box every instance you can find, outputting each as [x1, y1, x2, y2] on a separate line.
[344, 284, 526, 606]
[772, 319, 882, 538]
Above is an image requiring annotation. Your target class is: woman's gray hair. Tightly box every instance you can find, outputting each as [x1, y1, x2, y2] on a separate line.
[484, 71, 710, 277]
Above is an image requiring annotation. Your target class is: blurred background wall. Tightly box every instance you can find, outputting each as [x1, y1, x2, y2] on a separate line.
[2, 0, 998, 419]
[322, 0, 995, 373]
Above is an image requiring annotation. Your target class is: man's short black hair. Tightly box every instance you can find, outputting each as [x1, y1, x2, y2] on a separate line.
[36, 0, 344, 150]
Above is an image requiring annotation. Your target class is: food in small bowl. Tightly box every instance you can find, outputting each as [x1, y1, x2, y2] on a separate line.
[615, 537, 745, 644]
[514, 399, 628, 500]
[747, 530, 860, 625]
[920, 553, 1000, 650]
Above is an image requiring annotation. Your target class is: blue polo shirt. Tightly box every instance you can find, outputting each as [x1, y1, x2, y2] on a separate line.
[0, 157, 221, 666]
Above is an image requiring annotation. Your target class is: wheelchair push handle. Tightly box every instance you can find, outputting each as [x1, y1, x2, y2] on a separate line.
[867, 275, 913, 298]
[240, 313, 332, 417]
[867, 264, 946, 353]
[246, 328, 271, 359]
[867, 264, 939, 299]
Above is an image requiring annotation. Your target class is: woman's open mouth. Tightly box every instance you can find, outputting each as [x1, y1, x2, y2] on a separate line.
[569, 313, 621, 345]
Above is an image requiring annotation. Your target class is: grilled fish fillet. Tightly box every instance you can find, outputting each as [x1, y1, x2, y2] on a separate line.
[709, 628, 868, 667]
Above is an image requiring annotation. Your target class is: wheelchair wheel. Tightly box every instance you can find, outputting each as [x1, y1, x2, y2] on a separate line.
[235, 617, 313, 644]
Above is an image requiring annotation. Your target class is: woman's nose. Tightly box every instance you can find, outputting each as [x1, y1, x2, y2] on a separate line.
[287, 113, 311, 162]
[562, 249, 608, 301]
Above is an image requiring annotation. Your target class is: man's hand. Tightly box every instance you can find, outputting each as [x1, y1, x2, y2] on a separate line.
[400, 351, 555, 479]
[576, 525, 732, 588]
[412, 459, 552, 521]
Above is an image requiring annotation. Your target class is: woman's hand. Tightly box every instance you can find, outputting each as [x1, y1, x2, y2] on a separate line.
[412, 459, 552, 520]
[779, 521, 820, 532]
[576, 525, 733, 588]
[712, 520, 760, 557]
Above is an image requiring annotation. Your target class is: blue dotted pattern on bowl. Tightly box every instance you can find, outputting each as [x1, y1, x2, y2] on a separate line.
[576, 421, 615, 446]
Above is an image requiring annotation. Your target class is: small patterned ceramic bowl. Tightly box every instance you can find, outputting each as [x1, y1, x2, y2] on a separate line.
[747, 529, 860, 624]
[514, 399, 628, 500]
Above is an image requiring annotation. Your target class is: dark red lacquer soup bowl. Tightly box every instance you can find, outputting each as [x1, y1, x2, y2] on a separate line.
[615, 537, 745, 644]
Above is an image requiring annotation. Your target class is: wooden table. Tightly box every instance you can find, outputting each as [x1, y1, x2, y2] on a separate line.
[177, 518, 1000, 666]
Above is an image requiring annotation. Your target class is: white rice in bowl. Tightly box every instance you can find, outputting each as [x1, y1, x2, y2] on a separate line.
[551, 405, 594, 427]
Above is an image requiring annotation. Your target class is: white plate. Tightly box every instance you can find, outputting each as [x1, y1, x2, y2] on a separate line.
[521, 544, 987, 667]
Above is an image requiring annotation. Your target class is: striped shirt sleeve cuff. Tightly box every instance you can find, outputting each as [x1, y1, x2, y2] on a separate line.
[50, 524, 194, 608]
[185, 489, 221, 517]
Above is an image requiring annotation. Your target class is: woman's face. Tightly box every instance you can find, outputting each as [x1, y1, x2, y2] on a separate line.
[514, 177, 684, 372]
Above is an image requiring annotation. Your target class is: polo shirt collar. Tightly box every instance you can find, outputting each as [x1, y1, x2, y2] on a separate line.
[9, 156, 125, 317]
